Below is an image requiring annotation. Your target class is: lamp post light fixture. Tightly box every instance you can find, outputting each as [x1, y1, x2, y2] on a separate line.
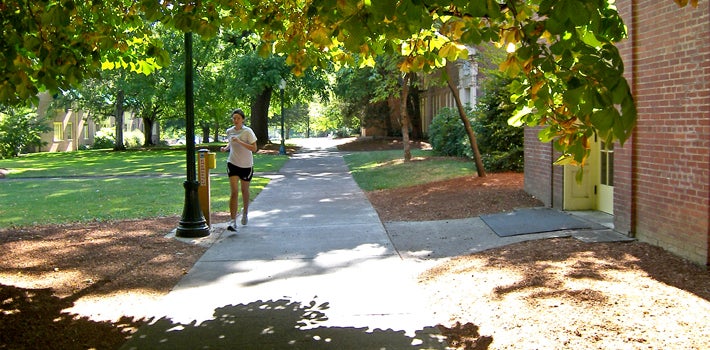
[279, 78, 286, 155]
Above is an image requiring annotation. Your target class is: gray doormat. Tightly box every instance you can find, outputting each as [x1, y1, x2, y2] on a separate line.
[481, 208, 604, 237]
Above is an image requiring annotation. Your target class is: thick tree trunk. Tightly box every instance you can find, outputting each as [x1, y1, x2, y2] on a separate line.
[142, 104, 162, 147]
[400, 73, 412, 162]
[250, 88, 272, 147]
[199, 121, 210, 144]
[408, 84, 423, 140]
[212, 123, 220, 144]
[143, 117, 155, 146]
[114, 90, 126, 151]
[445, 63, 486, 177]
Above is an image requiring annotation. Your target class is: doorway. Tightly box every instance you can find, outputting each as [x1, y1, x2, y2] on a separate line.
[563, 135, 614, 214]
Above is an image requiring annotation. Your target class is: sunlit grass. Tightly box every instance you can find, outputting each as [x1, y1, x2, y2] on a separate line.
[0, 149, 288, 177]
[0, 175, 269, 228]
[343, 149, 476, 191]
[0, 149, 285, 228]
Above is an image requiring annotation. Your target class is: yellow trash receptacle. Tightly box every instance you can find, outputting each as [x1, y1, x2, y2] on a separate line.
[197, 149, 216, 226]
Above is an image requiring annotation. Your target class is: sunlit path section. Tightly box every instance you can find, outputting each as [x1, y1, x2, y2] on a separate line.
[122, 138, 447, 349]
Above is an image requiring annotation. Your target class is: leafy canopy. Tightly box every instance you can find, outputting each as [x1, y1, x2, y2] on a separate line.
[1, 0, 697, 164]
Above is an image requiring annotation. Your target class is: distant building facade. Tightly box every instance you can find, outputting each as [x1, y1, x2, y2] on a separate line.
[35, 92, 158, 152]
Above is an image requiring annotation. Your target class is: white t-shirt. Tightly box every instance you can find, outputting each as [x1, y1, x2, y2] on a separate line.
[225, 125, 257, 168]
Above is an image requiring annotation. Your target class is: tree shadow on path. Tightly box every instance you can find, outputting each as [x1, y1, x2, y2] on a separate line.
[121, 298, 485, 349]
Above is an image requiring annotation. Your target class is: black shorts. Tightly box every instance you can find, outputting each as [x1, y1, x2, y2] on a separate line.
[227, 162, 253, 181]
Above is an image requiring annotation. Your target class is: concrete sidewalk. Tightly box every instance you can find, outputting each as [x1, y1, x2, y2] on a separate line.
[121, 139, 630, 349]
[121, 142, 450, 349]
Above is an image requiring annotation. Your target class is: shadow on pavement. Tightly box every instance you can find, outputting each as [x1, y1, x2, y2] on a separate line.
[121, 298, 458, 350]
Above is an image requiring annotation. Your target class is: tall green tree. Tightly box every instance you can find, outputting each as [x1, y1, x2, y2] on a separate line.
[223, 31, 331, 147]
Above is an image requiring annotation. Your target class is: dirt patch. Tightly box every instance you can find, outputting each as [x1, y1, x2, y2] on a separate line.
[1, 137, 708, 349]
[367, 172, 544, 222]
[0, 216, 214, 349]
[337, 136, 432, 152]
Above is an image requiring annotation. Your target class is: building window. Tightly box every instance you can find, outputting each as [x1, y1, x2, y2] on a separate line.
[601, 142, 614, 186]
[66, 122, 73, 140]
[53, 122, 63, 141]
[83, 124, 89, 140]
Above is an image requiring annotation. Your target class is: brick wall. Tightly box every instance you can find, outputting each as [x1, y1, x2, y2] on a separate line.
[523, 127, 567, 210]
[617, 0, 710, 265]
[613, 1, 636, 236]
[523, 126, 553, 206]
[524, 1, 709, 266]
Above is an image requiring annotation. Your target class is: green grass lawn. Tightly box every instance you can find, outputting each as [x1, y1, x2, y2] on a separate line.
[343, 149, 476, 191]
[0, 149, 287, 228]
[0, 147, 475, 228]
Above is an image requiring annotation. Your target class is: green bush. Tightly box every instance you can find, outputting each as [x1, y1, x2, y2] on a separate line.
[0, 107, 50, 158]
[428, 107, 474, 158]
[428, 75, 523, 172]
[124, 130, 145, 148]
[93, 127, 115, 149]
[472, 74, 523, 172]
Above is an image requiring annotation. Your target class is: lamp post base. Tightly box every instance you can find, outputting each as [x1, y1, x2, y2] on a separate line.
[176, 180, 210, 238]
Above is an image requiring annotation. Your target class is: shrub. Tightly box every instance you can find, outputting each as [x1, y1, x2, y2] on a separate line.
[472, 74, 524, 172]
[428, 75, 523, 172]
[428, 107, 474, 158]
[0, 107, 50, 158]
[92, 127, 115, 149]
[124, 130, 145, 148]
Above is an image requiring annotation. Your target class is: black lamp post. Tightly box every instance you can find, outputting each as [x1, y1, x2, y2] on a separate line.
[279, 78, 286, 155]
[176, 32, 209, 238]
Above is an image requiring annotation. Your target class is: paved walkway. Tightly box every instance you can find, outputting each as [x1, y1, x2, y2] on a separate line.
[120, 139, 627, 349]
[121, 142, 449, 349]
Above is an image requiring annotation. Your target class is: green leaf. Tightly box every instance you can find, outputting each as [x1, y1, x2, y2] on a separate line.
[591, 107, 617, 133]
[563, 86, 584, 106]
[464, 0, 488, 17]
[486, 0, 503, 20]
[567, 0, 590, 26]
[538, 126, 557, 143]
[461, 25, 482, 44]
[508, 106, 532, 127]
[559, 49, 574, 69]
[517, 45, 533, 60]
[546, 17, 565, 35]
[578, 28, 604, 48]
[370, 0, 397, 19]
[539, 0, 555, 14]
[611, 78, 631, 104]
[615, 98, 637, 145]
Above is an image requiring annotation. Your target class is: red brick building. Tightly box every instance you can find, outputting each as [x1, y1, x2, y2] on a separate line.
[524, 1, 709, 266]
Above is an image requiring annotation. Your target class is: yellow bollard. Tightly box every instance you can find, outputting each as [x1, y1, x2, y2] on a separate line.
[197, 149, 217, 227]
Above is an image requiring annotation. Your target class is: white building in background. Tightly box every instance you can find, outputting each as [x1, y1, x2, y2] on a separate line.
[36, 92, 95, 152]
[418, 47, 482, 136]
[35, 92, 158, 152]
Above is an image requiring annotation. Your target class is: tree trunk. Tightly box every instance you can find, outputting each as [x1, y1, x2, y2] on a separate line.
[400, 73, 412, 162]
[408, 82, 423, 140]
[114, 89, 126, 151]
[200, 121, 210, 144]
[212, 122, 221, 144]
[250, 88, 272, 147]
[142, 104, 161, 147]
[143, 117, 155, 146]
[445, 63, 486, 177]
